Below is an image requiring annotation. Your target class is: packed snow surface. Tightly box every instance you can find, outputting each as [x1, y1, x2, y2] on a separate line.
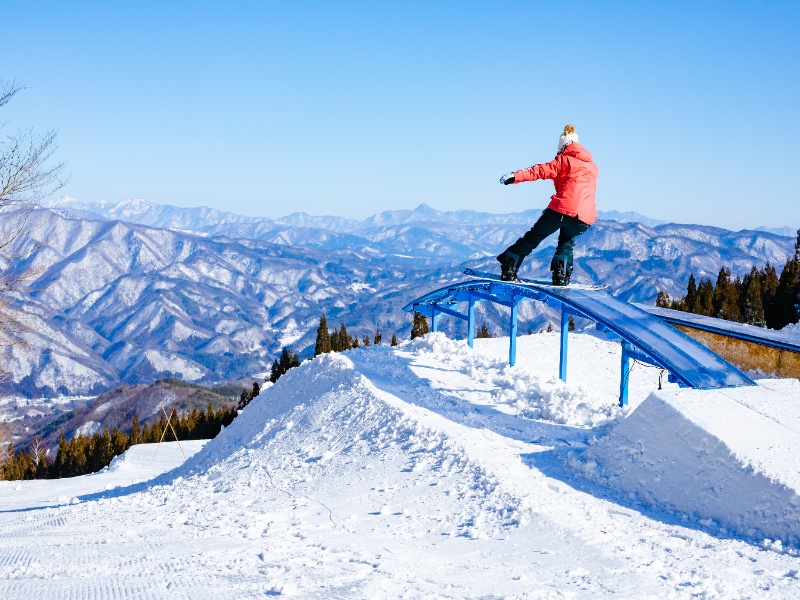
[2, 333, 800, 598]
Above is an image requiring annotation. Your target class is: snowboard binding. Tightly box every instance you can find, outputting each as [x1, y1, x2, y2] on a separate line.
[497, 250, 522, 281]
[550, 255, 572, 287]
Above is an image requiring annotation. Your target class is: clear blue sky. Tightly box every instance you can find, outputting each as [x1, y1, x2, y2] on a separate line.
[2, 1, 798, 229]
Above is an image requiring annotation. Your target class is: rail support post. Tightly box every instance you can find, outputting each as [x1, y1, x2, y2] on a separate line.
[620, 341, 632, 406]
[559, 305, 569, 382]
[431, 306, 439, 333]
[509, 296, 518, 366]
[467, 296, 475, 348]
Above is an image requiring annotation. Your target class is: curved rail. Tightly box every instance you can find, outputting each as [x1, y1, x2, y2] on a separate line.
[404, 279, 754, 398]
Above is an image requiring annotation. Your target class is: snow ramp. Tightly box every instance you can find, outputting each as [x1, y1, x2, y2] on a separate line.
[581, 378, 800, 544]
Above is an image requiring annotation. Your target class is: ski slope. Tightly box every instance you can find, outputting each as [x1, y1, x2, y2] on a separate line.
[1, 333, 800, 598]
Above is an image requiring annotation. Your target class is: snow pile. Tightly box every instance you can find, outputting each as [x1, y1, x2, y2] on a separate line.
[579, 378, 800, 544]
[179, 348, 529, 540]
[403, 332, 628, 427]
[781, 321, 800, 339]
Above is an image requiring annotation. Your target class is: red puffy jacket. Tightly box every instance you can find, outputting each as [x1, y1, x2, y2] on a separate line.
[512, 143, 598, 225]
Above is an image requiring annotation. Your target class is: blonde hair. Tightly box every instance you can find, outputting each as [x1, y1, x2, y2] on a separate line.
[563, 124, 576, 136]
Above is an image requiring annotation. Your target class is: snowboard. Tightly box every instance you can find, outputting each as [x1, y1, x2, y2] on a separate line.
[461, 267, 607, 291]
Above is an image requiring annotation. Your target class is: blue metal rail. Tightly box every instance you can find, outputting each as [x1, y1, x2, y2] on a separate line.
[403, 279, 755, 406]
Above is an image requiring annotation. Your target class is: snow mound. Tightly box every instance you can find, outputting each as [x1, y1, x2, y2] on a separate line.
[178, 348, 528, 538]
[580, 378, 800, 544]
[781, 321, 800, 339]
[404, 333, 627, 427]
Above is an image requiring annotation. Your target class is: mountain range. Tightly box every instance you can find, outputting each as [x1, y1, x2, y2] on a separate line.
[0, 198, 793, 397]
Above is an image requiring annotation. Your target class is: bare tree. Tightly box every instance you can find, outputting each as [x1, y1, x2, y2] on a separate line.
[29, 435, 45, 468]
[0, 421, 9, 479]
[0, 80, 67, 380]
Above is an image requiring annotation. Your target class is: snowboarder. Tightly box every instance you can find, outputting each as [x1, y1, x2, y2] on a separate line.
[496, 124, 598, 285]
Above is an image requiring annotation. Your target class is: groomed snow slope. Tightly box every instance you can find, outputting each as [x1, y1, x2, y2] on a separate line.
[2, 333, 800, 598]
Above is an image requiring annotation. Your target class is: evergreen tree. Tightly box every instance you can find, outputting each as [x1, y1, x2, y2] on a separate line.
[390, 333, 398, 346]
[314, 313, 331, 356]
[712, 268, 731, 318]
[655, 290, 671, 308]
[269, 358, 280, 383]
[742, 267, 766, 327]
[52, 433, 69, 478]
[129, 414, 142, 446]
[762, 263, 781, 329]
[796, 227, 800, 258]
[696, 277, 715, 316]
[374, 329, 382, 345]
[351, 335, 360, 348]
[476, 322, 492, 338]
[238, 389, 249, 410]
[330, 329, 341, 352]
[363, 335, 371, 346]
[270, 348, 301, 383]
[775, 255, 800, 329]
[685, 274, 698, 313]
[96, 428, 115, 472]
[546, 323, 553, 333]
[568, 315, 576, 331]
[339, 323, 352, 350]
[410, 312, 429, 339]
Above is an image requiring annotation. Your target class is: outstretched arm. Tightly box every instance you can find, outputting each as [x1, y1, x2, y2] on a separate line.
[503, 156, 563, 184]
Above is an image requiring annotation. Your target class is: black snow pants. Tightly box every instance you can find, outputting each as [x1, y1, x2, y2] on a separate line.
[504, 208, 590, 273]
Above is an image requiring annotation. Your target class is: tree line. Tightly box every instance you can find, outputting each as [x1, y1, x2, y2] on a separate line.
[1, 404, 237, 481]
[314, 312, 397, 356]
[2, 312, 413, 480]
[656, 229, 800, 329]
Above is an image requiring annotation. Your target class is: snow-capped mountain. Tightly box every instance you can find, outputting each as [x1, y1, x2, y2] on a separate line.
[46, 197, 670, 235]
[2, 203, 796, 396]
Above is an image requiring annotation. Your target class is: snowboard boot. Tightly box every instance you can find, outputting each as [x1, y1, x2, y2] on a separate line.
[551, 255, 571, 286]
[497, 250, 522, 281]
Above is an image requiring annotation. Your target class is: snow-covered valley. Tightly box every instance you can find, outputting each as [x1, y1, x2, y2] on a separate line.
[2, 333, 799, 598]
[1, 203, 795, 397]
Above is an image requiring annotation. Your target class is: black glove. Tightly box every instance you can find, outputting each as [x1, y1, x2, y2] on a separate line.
[500, 173, 515, 185]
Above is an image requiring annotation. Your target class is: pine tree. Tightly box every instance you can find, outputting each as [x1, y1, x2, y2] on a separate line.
[52, 433, 69, 478]
[775, 255, 800, 329]
[339, 324, 352, 350]
[314, 313, 331, 356]
[390, 333, 398, 346]
[269, 358, 280, 383]
[351, 336, 360, 348]
[410, 312, 429, 339]
[330, 329, 341, 352]
[546, 323, 553, 333]
[762, 263, 781, 328]
[712, 267, 731, 318]
[655, 290, 671, 308]
[742, 267, 766, 326]
[374, 329, 382, 345]
[363, 335, 371, 346]
[129, 414, 142, 446]
[271, 348, 301, 383]
[568, 315, 576, 331]
[476, 322, 492, 338]
[696, 277, 715, 316]
[685, 274, 698, 313]
[722, 275, 743, 322]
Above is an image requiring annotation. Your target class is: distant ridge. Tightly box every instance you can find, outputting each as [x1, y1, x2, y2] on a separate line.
[46, 197, 671, 232]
